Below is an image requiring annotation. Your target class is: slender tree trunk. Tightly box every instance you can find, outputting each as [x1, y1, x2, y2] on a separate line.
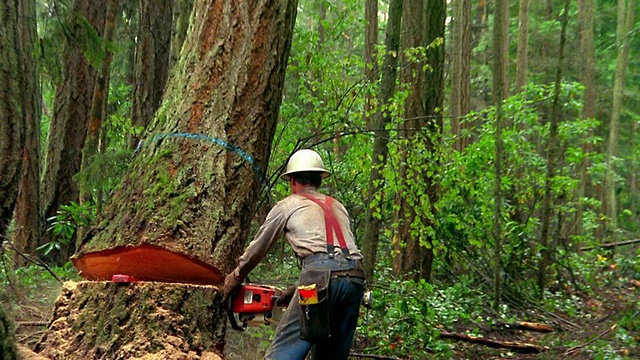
[36, 1, 298, 357]
[576, 0, 596, 240]
[450, 0, 471, 151]
[361, 0, 390, 283]
[363, 0, 378, 130]
[419, 0, 445, 281]
[129, 0, 173, 150]
[169, 0, 194, 71]
[515, 0, 529, 93]
[491, 0, 509, 310]
[603, 0, 635, 239]
[538, 0, 570, 299]
[12, 0, 42, 266]
[41, 0, 106, 264]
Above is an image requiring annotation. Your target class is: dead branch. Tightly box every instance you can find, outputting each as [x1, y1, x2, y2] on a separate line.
[580, 238, 640, 251]
[501, 321, 554, 333]
[439, 331, 548, 354]
[562, 324, 617, 357]
[16, 321, 49, 327]
[2, 238, 62, 283]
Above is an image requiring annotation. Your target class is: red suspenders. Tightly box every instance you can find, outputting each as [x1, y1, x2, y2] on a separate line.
[299, 193, 351, 259]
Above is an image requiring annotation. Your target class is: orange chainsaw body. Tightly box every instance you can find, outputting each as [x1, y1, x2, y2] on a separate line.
[231, 284, 277, 314]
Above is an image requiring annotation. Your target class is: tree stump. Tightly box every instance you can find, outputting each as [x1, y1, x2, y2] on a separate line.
[35, 281, 224, 360]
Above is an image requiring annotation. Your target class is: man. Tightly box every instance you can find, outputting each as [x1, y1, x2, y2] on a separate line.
[223, 149, 365, 360]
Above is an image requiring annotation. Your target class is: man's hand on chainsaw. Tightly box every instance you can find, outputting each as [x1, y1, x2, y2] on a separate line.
[275, 285, 296, 306]
[223, 272, 243, 301]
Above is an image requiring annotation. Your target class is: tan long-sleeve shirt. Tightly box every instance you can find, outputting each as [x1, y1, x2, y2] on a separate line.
[233, 188, 362, 280]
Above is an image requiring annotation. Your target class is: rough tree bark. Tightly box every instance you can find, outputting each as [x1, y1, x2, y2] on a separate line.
[76, 0, 119, 247]
[35, 0, 298, 358]
[450, 0, 471, 151]
[0, 0, 27, 241]
[40, 0, 106, 263]
[4, 0, 41, 265]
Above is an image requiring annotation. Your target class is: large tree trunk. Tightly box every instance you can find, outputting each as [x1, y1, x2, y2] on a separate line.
[35, 281, 224, 359]
[41, 0, 106, 264]
[129, 0, 173, 150]
[361, 0, 398, 282]
[11, 0, 42, 266]
[36, 0, 298, 358]
[77, 0, 119, 247]
[0, 0, 27, 240]
[393, 0, 444, 282]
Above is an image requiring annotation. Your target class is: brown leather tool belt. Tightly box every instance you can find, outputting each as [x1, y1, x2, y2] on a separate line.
[330, 268, 365, 279]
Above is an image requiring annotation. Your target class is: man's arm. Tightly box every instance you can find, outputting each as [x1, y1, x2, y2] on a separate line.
[233, 203, 288, 280]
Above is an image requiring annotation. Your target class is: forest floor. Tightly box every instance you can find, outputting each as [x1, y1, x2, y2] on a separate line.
[211, 276, 640, 359]
[447, 282, 640, 360]
[4, 271, 639, 359]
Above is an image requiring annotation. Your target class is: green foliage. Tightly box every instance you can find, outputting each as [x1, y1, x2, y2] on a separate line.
[40, 202, 95, 256]
[432, 82, 603, 285]
[361, 275, 485, 359]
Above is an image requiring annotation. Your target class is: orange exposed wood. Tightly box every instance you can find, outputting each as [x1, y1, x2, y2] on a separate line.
[72, 244, 223, 285]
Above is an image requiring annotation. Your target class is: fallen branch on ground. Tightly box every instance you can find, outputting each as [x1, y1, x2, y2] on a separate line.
[439, 331, 548, 354]
[562, 324, 617, 357]
[580, 238, 640, 251]
[500, 321, 554, 333]
[16, 321, 49, 327]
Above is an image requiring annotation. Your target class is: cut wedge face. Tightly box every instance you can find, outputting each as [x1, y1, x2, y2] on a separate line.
[72, 243, 223, 285]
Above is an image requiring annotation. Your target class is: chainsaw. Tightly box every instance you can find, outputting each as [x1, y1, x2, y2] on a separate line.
[227, 284, 284, 331]
[226, 283, 373, 332]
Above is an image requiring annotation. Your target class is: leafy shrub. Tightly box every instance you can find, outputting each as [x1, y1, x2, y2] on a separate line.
[40, 201, 95, 256]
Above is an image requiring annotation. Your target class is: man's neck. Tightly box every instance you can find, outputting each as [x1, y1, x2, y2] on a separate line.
[291, 180, 317, 194]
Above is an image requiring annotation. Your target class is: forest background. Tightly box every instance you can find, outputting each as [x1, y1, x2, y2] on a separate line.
[1, 0, 640, 359]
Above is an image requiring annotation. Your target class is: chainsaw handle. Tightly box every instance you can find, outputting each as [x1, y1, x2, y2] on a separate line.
[226, 290, 246, 332]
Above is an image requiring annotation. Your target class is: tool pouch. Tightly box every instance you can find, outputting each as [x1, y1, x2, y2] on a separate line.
[297, 268, 331, 341]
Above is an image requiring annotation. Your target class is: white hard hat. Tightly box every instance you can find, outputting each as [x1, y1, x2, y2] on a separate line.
[280, 149, 331, 180]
